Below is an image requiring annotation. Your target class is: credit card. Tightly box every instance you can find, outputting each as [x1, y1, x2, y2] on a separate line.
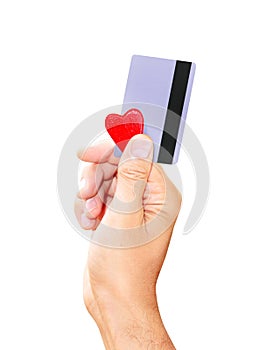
[121, 55, 196, 164]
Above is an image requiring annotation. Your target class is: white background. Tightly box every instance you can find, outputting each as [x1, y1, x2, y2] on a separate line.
[0, 0, 266, 349]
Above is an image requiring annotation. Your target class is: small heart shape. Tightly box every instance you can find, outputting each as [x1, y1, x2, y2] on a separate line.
[105, 108, 144, 151]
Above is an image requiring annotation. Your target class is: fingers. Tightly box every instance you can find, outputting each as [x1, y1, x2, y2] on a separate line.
[78, 162, 117, 199]
[77, 140, 119, 165]
[85, 195, 103, 219]
[77, 172, 116, 230]
[76, 135, 155, 231]
[115, 134, 153, 206]
[74, 198, 96, 230]
[74, 195, 103, 230]
[76, 140, 120, 231]
[78, 163, 103, 200]
[101, 134, 154, 229]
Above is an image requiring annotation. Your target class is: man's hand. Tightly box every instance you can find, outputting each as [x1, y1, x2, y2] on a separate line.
[75, 134, 181, 349]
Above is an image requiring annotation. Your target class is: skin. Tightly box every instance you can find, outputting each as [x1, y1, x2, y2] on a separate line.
[75, 134, 182, 349]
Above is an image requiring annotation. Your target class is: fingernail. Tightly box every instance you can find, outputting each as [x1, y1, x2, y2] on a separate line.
[85, 198, 97, 212]
[130, 138, 152, 158]
[81, 213, 95, 229]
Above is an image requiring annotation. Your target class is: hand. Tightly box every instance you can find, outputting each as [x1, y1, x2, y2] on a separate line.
[75, 134, 182, 349]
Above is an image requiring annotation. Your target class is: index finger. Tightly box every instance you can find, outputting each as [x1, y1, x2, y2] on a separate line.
[77, 140, 119, 164]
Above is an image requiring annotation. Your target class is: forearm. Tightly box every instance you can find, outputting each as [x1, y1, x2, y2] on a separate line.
[91, 292, 175, 350]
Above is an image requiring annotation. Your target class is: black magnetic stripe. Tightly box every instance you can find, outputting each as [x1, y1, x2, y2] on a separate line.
[158, 61, 192, 163]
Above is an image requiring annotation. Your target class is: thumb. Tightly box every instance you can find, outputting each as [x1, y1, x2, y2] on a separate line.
[107, 134, 153, 221]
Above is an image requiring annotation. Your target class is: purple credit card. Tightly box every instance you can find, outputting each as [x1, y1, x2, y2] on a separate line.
[119, 55, 196, 164]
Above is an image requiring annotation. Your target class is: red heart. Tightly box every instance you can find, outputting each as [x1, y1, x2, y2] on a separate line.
[105, 108, 144, 151]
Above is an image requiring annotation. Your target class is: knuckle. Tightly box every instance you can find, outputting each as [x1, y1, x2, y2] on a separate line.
[119, 159, 149, 181]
